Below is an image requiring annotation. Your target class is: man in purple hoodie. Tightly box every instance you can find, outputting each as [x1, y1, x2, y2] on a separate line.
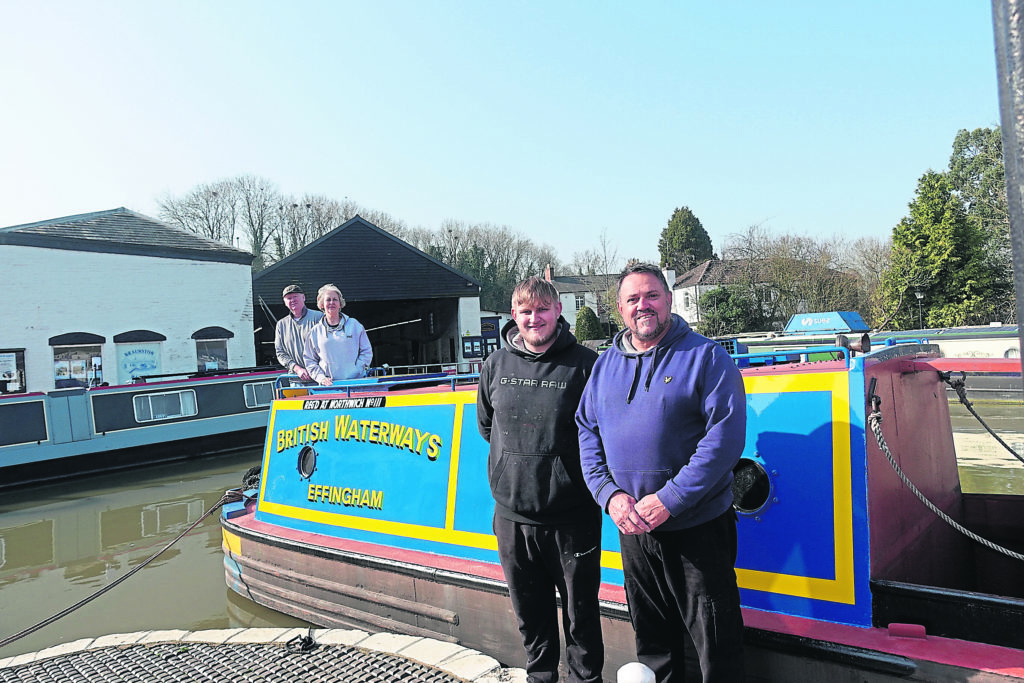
[576, 263, 747, 682]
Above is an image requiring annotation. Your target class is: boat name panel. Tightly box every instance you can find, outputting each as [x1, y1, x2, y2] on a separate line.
[276, 413, 444, 460]
[307, 484, 384, 509]
[301, 397, 386, 410]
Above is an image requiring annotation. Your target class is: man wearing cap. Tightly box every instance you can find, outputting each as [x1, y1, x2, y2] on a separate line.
[275, 284, 323, 382]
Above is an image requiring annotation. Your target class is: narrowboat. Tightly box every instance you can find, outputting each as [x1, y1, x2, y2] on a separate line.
[221, 343, 1024, 681]
[0, 368, 282, 488]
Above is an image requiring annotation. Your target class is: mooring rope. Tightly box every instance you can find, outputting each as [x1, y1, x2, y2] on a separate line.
[939, 370, 1024, 466]
[0, 489, 245, 650]
[867, 393, 1024, 563]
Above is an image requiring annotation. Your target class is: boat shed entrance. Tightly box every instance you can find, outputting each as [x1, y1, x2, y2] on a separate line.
[252, 216, 483, 372]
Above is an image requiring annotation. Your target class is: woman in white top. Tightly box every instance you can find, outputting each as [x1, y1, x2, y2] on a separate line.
[303, 284, 373, 385]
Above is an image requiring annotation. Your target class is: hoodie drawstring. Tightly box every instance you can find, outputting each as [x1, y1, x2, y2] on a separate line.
[625, 347, 663, 404]
[644, 347, 662, 392]
[626, 356, 643, 404]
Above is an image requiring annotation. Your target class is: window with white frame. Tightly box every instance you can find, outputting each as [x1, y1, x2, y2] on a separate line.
[133, 389, 198, 422]
[243, 381, 276, 408]
[575, 294, 585, 310]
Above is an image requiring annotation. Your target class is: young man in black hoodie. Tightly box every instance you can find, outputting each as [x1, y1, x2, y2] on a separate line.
[477, 276, 603, 683]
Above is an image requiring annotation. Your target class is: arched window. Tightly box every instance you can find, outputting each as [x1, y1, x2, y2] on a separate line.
[49, 332, 106, 388]
[192, 327, 235, 373]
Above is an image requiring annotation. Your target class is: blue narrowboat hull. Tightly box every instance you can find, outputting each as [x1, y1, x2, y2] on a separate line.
[0, 370, 282, 488]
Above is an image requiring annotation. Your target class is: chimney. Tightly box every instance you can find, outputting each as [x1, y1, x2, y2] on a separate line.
[544, 263, 553, 281]
[662, 267, 676, 290]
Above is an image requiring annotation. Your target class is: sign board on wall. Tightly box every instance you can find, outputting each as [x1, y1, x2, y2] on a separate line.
[0, 353, 16, 380]
[118, 343, 161, 384]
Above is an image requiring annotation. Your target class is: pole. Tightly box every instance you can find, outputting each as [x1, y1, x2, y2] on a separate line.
[992, 0, 1024, 393]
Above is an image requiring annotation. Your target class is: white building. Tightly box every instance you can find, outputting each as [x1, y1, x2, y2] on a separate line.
[0, 208, 256, 394]
[542, 265, 617, 332]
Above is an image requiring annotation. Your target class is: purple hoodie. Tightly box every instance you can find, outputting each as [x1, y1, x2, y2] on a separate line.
[576, 314, 746, 531]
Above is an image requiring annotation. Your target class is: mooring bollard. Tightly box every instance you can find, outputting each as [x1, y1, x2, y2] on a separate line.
[617, 661, 656, 683]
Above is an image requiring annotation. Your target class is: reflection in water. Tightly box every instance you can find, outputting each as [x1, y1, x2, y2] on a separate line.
[0, 450, 309, 658]
[950, 402, 1024, 494]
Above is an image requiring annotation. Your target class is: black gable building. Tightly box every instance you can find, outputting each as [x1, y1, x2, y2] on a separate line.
[253, 216, 483, 370]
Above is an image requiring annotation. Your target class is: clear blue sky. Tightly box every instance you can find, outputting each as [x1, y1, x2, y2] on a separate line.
[0, 1, 1001, 265]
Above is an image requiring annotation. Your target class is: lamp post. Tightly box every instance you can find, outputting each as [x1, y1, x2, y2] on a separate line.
[914, 291, 924, 329]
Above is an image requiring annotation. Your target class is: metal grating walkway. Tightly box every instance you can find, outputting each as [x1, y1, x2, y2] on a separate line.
[0, 642, 468, 683]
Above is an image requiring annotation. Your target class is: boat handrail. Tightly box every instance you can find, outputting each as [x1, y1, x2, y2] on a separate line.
[731, 346, 852, 368]
[132, 365, 283, 383]
[884, 337, 928, 346]
[275, 372, 480, 397]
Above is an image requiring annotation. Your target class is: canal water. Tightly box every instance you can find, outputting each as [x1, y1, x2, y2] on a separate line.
[0, 449, 308, 659]
[1, 402, 1021, 661]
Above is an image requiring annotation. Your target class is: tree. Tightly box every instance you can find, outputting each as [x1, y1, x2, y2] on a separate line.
[878, 171, 1000, 329]
[416, 220, 560, 311]
[158, 180, 239, 245]
[721, 225, 863, 330]
[234, 175, 283, 271]
[161, 176, 416, 269]
[574, 306, 603, 340]
[569, 249, 600, 275]
[696, 286, 760, 337]
[841, 235, 891, 327]
[948, 127, 1015, 323]
[658, 207, 715, 273]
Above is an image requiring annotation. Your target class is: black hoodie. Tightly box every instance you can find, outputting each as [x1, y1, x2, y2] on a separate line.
[477, 316, 601, 525]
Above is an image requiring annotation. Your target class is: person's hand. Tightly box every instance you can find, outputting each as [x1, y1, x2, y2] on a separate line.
[317, 376, 333, 386]
[608, 491, 652, 535]
[635, 493, 670, 530]
[294, 365, 312, 381]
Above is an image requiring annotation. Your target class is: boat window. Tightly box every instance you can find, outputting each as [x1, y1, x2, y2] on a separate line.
[195, 339, 228, 373]
[133, 390, 198, 422]
[52, 344, 103, 388]
[243, 381, 276, 408]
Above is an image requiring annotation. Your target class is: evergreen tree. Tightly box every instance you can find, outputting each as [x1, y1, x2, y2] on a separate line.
[697, 286, 761, 337]
[948, 127, 1015, 322]
[658, 206, 715, 272]
[878, 171, 999, 329]
[574, 305, 603, 341]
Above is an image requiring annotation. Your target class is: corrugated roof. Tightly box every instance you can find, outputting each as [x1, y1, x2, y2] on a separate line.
[253, 215, 481, 303]
[0, 207, 253, 264]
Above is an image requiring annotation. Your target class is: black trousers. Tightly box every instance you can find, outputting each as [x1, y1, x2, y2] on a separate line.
[493, 514, 605, 683]
[619, 510, 745, 683]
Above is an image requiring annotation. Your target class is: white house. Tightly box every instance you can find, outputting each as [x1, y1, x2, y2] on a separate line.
[0, 208, 256, 394]
[542, 265, 617, 332]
